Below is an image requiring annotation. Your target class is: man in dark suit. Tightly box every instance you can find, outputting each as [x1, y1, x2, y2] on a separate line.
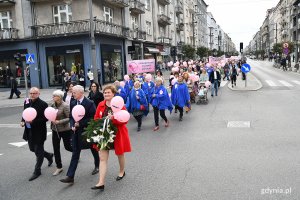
[21, 87, 53, 181]
[60, 85, 99, 184]
[209, 67, 221, 97]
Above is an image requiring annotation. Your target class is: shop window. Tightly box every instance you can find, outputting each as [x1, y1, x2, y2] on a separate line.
[46, 45, 83, 86]
[104, 7, 113, 23]
[101, 45, 123, 83]
[53, 4, 72, 24]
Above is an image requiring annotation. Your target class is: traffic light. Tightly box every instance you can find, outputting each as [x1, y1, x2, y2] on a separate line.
[240, 42, 243, 53]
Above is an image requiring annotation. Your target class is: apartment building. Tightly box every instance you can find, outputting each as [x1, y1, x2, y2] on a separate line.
[0, 0, 231, 88]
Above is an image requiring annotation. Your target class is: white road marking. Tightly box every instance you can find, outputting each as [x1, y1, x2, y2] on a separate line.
[278, 80, 293, 87]
[292, 80, 300, 85]
[8, 142, 28, 147]
[227, 121, 251, 128]
[0, 124, 51, 128]
[265, 80, 277, 87]
[220, 81, 227, 87]
[0, 153, 3, 156]
[47, 132, 52, 136]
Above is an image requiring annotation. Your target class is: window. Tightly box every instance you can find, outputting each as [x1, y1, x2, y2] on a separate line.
[145, 0, 150, 10]
[53, 4, 72, 23]
[104, 6, 113, 23]
[159, 5, 164, 15]
[0, 11, 13, 29]
[159, 26, 166, 35]
[131, 16, 138, 29]
[146, 21, 151, 35]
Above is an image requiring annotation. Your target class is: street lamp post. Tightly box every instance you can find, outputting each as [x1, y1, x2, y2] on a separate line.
[88, 0, 98, 84]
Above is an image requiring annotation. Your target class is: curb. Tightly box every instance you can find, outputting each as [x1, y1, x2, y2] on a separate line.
[227, 72, 263, 91]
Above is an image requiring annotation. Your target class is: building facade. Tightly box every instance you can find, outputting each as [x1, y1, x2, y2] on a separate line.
[0, 0, 233, 88]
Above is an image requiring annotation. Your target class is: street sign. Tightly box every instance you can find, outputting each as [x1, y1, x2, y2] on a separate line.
[26, 54, 35, 64]
[283, 43, 289, 48]
[241, 63, 251, 73]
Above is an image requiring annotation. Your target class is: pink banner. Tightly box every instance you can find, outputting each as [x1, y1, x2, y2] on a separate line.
[208, 55, 226, 65]
[127, 59, 155, 74]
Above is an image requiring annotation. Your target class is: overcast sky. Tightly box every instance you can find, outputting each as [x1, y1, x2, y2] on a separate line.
[206, 0, 279, 49]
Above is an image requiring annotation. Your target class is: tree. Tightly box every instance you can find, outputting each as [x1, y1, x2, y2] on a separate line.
[272, 43, 282, 54]
[182, 45, 195, 59]
[196, 46, 208, 58]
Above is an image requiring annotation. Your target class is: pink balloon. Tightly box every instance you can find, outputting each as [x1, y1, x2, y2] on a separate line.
[124, 75, 130, 81]
[72, 105, 85, 122]
[111, 96, 124, 113]
[205, 81, 211, 88]
[171, 79, 177, 85]
[120, 81, 125, 87]
[189, 74, 196, 81]
[22, 107, 37, 122]
[183, 61, 187, 67]
[194, 76, 200, 82]
[145, 74, 152, 81]
[113, 110, 130, 123]
[188, 61, 191, 65]
[44, 107, 58, 122]
[171, 67, 176, 72]
[174, 67, 179, 72]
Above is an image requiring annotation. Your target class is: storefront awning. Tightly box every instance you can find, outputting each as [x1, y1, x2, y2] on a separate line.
[145, 47, 160, 54]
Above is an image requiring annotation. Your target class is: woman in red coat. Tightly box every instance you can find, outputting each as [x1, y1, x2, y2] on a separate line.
[91, 85, 131, 190]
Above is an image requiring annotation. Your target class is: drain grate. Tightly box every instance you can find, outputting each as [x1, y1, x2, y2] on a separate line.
[227, 121, 250, 128]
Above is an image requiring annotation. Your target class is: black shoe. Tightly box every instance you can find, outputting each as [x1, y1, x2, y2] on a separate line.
[8, 97, 12, 99]
[137, 127, 141, 132]
[48, 153, 54, 166]
[175, 110, 178, 113]
[179, 117, 183, 121]
[60, 177, 74, 184]
[29, 173, 41, 181]
[116, 172, 125, 181]
[91, 167, 99, 175]
[91, 185, 105, 190]
[17, 96, 20, 98]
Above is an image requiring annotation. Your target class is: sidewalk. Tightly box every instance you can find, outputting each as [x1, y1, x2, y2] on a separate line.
[0, 88, 92, 109]
[227, 72, 262, 91]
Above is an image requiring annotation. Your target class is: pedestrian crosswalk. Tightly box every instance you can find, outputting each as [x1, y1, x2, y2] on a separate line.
[265, 80, 300, 87]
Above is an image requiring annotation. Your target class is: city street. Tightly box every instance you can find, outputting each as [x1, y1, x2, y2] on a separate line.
[0, 60, 299, 200]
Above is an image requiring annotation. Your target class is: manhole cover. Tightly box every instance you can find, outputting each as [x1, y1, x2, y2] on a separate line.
[227, 121, 250, 128]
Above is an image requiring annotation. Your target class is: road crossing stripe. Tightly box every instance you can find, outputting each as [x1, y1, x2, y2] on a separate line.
[278, 80, 293, 87]
[220, 81, 227, 87]
[8, 142, 28, 147]
[292, 80, 300, 85]
[265, 80, 277, 87]
[0, 153, 3, 156]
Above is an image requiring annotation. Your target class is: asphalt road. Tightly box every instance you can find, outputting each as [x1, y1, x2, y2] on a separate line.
[0, 61, 299, 200]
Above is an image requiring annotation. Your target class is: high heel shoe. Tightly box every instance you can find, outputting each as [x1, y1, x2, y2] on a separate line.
[116, 172, 125, 181]
[91, 185, 105, 190]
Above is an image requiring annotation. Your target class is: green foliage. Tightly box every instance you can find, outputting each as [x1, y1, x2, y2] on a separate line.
[196, 46, 208, 58]
[182, 45, 196, 59]
[83, 118, 118, 150]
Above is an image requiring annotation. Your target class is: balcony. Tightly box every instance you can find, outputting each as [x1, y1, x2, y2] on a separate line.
[103, 0, 129, 8]
[129, 29, 146, 40]
[157, 0, 170, 5]
[129, 0, 145, 14]
[31, 20, 90, 38]
[0, 28, 18, 40]
[175, 5, 183, 15]
[158, 14, 171, 26]
[157, 37, 172, 45]
[176, 23, 184, 31]
[0, 0, 15, 6]
[94, 20, 130, 38]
